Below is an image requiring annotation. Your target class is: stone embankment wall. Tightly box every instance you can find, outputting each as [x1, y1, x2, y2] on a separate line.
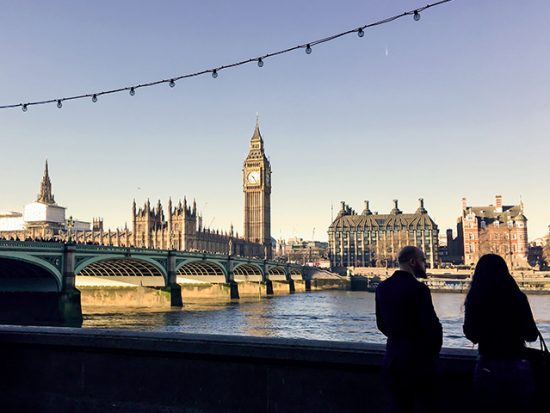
[80, 286, 172, 307]
[79, 271, 348, 306]
[0, 326, 476, 413]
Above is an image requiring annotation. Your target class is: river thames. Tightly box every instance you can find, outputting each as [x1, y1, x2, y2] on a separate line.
[82, 290, 550, 348]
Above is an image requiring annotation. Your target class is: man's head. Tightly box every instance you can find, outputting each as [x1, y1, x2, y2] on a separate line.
[397, 246, 427, 279]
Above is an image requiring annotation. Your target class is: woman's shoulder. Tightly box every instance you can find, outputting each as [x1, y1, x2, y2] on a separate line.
[516, 290, 529, 303]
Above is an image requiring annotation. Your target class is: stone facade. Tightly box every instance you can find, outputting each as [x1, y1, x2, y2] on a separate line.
[328, 199, 439, 271]
[242, 117, 272, 259]
[126, 197, 263, 257]
[457, 195, 528, 268]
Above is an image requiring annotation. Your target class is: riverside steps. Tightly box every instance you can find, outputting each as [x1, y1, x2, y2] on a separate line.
[0, 325, 476, 413]
[0, 241, 347, 326]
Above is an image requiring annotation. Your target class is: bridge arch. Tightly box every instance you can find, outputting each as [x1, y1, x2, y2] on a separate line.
[0, 253, 62, 292]
[290, 268, 303, 280]
[176, 260, 227, 277]
[233, 263, 264, 282]
[75, 256, 168, 286]
[267, 266, 287, 281]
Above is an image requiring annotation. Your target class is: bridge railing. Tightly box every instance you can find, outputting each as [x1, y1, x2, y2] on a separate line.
[0, 240, 64, 250]
[75, 244, 160, 254]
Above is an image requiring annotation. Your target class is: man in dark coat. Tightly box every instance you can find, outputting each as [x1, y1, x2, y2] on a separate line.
[375, 246, 442, 413]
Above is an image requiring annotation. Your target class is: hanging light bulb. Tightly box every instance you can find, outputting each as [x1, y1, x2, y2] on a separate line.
[212, 69, 218, 78]
[57, 100, 62, 109]
[92, 94, 98, 103]
[129, 87, 135, 96]
[305, 44, 312, 54]
[358, 28, 364, 38]
[169, 79, 175, 88]
[257, 58, 264, 67]
[413, 10, 421, 21]
[22, 104, 28, 112]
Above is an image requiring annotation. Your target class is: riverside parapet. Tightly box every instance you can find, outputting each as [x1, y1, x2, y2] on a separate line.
[0, 326, 476, 413]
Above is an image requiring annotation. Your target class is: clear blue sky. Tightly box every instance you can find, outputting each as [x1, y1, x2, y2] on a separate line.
[1, 0, 549, 242]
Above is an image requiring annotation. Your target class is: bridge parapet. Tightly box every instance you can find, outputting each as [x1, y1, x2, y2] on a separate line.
[76, 244, 164, 255]
[0, 240, 64, 250]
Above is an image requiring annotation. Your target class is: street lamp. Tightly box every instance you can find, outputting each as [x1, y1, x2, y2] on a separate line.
[67, 216, 74, 243]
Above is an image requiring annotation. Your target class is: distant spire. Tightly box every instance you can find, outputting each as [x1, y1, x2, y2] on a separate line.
[37, 159, 55, 204]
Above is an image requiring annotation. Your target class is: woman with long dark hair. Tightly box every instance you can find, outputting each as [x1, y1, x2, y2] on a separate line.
[464, 254, 538, 411]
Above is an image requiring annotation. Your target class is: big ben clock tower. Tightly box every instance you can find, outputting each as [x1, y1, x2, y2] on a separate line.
[243, 116, 272, 259]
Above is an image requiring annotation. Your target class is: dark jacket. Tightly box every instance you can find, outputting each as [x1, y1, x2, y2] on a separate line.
[376, 270, 442, 360]
[463, 290, 538, 358]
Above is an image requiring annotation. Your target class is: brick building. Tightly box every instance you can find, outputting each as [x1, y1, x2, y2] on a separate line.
[458, 195, 528, 268]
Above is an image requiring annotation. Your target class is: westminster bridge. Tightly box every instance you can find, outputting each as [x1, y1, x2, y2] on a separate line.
[0, 240, 306, 325]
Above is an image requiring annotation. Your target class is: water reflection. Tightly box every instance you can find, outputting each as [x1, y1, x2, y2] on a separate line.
[83, 291, 550, 348]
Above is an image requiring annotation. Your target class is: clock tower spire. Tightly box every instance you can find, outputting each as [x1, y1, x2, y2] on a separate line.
[243, 116, 272, 259]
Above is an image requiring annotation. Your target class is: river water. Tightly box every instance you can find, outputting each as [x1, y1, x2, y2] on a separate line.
[83, 291, 550, 349]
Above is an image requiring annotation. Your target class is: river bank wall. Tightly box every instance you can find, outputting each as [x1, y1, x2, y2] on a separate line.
[77, 276, 349, 307]
[0, 325, 476, 413]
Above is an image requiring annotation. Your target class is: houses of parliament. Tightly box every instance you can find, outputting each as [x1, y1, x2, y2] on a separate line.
[0, 120, 273, 259]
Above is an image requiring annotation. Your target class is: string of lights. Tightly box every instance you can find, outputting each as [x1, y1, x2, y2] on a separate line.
[4, 0, 453, 112]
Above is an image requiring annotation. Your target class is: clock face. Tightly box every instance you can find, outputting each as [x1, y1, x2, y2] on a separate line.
[247, 170, 260, 184]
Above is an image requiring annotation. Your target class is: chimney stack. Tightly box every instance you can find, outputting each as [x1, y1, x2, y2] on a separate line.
[495, 195, 503, 212]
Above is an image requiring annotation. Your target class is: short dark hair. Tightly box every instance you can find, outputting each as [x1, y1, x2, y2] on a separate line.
[397, 246, 421, 264]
